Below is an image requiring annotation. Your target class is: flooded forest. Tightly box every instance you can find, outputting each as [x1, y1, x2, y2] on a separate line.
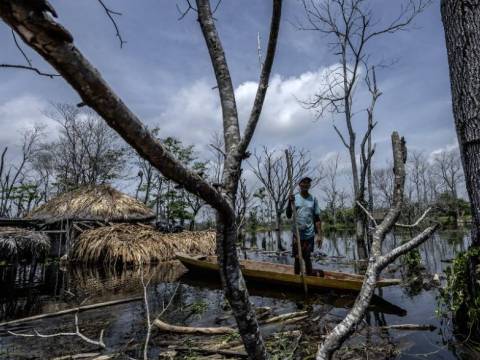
[0, 0, 479, 359]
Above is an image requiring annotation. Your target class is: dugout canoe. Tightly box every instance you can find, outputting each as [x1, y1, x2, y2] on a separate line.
[176, 253, 401, 292]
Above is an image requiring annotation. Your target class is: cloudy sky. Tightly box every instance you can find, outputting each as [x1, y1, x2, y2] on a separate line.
[0, 0, 457, 195]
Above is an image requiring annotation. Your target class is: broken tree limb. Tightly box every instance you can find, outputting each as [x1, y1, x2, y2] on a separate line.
[153, 319, 236, 335]
[379, 324, 436, 331]
[260, 311, 308, 325]
[170, 346, 248, 358]
[0, 296, 142, 327]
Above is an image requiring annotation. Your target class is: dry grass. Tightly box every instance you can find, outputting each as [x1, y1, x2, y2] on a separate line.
[72, 223, 216, 265]
[26, 184, 154, 222]
[0, 227, 49, 261]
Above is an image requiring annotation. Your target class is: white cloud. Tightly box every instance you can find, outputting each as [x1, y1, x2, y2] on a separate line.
[0, 95, 56, 153]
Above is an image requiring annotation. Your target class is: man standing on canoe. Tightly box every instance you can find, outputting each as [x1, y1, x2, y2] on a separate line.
[286, 176, 323, 275]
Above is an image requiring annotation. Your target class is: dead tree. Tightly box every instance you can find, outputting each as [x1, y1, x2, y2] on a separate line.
[0, 126, 42, 217]
[300, 0, 429, 254]
[0, 1, 282, 357]
[316, 132, 438, 359]
[441, 0, 480, 339]
[320, 154, 346, 228]
[432, 149, 464, 227]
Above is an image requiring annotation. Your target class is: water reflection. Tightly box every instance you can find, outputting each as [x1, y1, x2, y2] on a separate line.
[0, 230, 474, 359]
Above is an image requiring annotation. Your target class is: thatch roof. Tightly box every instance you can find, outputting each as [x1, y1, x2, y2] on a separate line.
[27, 185, 155, 223]
[0, 227, 49, 261]
[71, 223, 216, 265]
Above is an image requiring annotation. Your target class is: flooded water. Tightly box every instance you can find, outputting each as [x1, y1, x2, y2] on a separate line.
[0, 230, 477, 359]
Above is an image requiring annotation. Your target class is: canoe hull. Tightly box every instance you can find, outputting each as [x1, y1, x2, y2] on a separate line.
[176, 253, 401, 292]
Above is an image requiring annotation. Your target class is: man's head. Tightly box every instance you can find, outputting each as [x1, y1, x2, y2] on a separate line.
[298, 176, 312, 192]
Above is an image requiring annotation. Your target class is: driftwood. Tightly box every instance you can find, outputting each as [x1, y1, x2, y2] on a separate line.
[380, 324, 436, 331]
[153, 319, 236, 334]
[260, 311, 308, 325]
[170, 346, 248, 358]
[51, 353, 102, 360]
[0, 296, 142, 327]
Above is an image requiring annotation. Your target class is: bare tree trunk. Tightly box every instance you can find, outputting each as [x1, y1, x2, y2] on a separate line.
[441, 0, 480, 339]
[317, 133, 437, 359]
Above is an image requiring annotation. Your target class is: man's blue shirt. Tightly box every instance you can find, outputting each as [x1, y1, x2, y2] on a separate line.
[291, 193, 320, 240]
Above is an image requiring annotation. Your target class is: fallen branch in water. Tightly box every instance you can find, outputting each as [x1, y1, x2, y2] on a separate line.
[153, 319, 236, 334]
[169, 346, 248, 358]
[8, 312, 106, 349]
[51, 353, 102, 360]
[379, 324, 436, 331]
[260, 311, 307, 325]
[0, 296, 142, 327]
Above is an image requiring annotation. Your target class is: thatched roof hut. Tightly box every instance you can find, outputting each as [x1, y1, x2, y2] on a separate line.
[71, 223, 216, 265]
[26, 185, 155, 223]
[0, 227, 49, 261]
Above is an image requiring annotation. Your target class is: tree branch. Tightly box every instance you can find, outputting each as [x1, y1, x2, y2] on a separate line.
[96, 0, 126, 48]
[238, 0, 282, 158]
[395, 207, 431, 228]
[0, 64, 59, 78]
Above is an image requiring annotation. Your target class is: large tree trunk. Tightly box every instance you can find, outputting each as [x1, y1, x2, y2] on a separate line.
[216, 216, 266, 358]
[441, 0, 480, 339]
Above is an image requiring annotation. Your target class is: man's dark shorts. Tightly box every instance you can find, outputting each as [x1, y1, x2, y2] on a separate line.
[291, 235, 314, 257]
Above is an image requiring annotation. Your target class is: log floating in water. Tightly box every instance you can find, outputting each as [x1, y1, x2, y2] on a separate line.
[260, 311, 308, 325]
[153, 318, 236, 334]
[380, 324, 436, 331]
[169, 346, 248, 358]
[0, 296, 142, 327]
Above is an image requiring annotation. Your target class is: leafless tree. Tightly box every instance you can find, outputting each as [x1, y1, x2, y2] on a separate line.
[372, 163, 394, 209]
[432, 148, 464, 226]
[235, 177, 253, 238]
[42, 103, 126, 192]
[320, 154, 347, 227]
[0, 1, 283, 357]
[0, 126, 42, 217]
[408, 150, 430, 208]
[317, 132, 437, 359]
[440, 0, 480, 338]
[250, 146, 314, 250]
[300, 0, 430, 253]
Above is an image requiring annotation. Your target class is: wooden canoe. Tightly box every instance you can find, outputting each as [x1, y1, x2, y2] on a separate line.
[176, 253, 401, 292]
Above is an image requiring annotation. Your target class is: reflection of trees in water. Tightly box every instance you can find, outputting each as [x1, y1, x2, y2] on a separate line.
[0, 262, 186, 322]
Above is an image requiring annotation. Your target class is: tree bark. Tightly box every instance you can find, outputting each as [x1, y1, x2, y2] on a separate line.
[441, 0, 480, 339]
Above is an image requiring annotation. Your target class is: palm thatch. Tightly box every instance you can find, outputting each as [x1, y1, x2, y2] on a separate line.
[26, 185, 155, 223]
[71, 223, 216, 265]
[0, 227, 49, 261]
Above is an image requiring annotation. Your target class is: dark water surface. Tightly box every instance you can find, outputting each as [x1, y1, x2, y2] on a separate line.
[0, 230, 477, 359]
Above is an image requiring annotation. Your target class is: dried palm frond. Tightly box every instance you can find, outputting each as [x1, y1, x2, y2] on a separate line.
[0, 227, 49, 260]
[26, 184, 154, 222]
[72, 223, 216, 265]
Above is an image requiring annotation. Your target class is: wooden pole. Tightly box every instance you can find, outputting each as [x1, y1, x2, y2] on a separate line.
[285, 149, 308, 296]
